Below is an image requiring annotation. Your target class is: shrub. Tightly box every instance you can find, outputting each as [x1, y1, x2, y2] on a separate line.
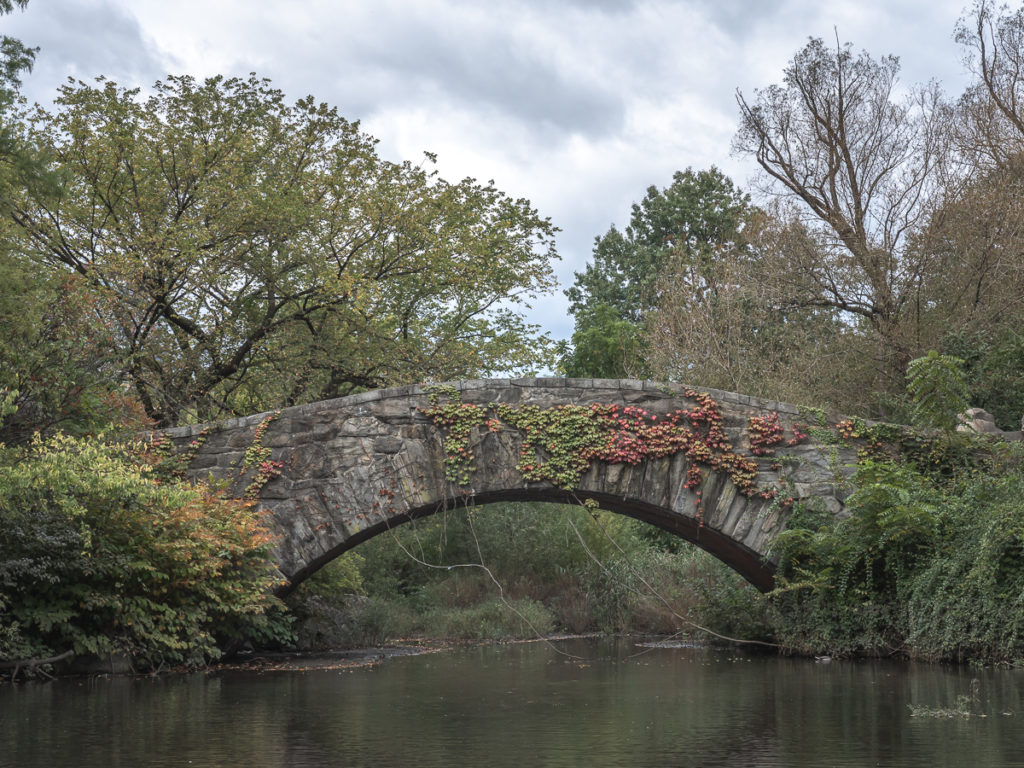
[0, 433, 287, 670]
[770, 442, 1024, 662]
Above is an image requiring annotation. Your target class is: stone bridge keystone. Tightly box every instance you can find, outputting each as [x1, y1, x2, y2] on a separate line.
[157, 379, 859, 594]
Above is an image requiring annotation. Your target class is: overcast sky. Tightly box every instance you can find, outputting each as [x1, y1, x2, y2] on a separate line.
[4, 0, 975, 342]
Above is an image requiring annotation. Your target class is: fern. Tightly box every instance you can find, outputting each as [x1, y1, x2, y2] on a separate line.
[906, 350, 970, 432]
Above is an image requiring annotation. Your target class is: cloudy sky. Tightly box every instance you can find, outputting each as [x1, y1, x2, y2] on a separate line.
[5, 0, 975, 342]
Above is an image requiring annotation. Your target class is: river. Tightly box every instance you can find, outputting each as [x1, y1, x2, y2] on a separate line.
[3, 638, 1024, 767]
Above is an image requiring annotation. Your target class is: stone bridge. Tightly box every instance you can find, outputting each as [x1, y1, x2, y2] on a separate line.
[158, 379, 860, 594]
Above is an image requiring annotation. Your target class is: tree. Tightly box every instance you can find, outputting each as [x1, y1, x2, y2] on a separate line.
[0, 0, 116, 442]
[563, 168, 756, 379]
[9, 75, 558, 426]
[909, 155, 1024, 430]
[914, 158, 1024, 331]
[0, 1, 34, 102]
[561, 303, 645, 378]
[906, 2, 1024, 427]
[955, 0, 1024, 168]
[644, 213, 848, 404]
[0, 0, 41, 186]
[0, 248, 127, 443]
[734, 37, 945, 399]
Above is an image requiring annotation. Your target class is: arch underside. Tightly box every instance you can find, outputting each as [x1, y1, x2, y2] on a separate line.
[276, 487, 777, 597]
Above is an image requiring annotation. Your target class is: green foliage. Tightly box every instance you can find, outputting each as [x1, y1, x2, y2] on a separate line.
[419, 392, 490, 484]
[567, 167, 755, 324]
[0, 252, 129, 442]
[11, 74, 557, 426]
[0, 2, 33, 90]
[560, 303, 646, 379]
[771, 440, 1024, 662]
[292, 502, 768, 648]
[0, 1, 38, 170]
[564, 167, 756, 378]
[901, 470, 1024, 662]
[0, 386, 15, 420]
[422, 389, 768, 498]
[421, 598, 556, 641]
[906, 350, 971, 432]
[0, 433, 287, 669]
[287, 552, 372, 648]
[840, 461, 939, 590]
[0, 3, 122, 443]
[942, 327, 1024, 431]
[303, 552, 366, 598]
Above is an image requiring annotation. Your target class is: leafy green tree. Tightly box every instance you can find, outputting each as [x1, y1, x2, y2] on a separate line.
[0, 1, 118, 442]
[566, 167, 840, 404]
[0, 0, 34, 112]
[0, 250, 125, 443]
[9, 75, 557, 426]
[0, 0, 46, 194]
[561, 304, 645, 378]
[563, 167, 756, 378]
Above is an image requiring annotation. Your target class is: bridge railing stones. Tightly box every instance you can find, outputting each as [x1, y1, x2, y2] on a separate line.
[153, 379, 861, 594]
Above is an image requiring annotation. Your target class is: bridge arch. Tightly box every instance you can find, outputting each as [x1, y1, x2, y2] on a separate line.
[159, 379, 856, 595]
[290, 486, 778, 595]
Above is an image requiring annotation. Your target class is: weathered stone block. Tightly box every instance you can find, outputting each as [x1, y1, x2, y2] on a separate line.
[373, 436, 404, 454]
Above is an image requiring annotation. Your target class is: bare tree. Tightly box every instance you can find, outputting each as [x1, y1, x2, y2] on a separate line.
[955, 0, 1024, 167]
[734, 37, 945, 394]
[914, 154, 1024, 337]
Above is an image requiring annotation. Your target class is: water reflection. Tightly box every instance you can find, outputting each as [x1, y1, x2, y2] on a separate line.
[3, 638, 1024, 767]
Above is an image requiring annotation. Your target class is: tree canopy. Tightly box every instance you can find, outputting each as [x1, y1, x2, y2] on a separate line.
[562, 167, 756, 379]
[8, 75, 558, 427]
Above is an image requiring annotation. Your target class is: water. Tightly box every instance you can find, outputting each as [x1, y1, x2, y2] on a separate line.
[3, 638, 1024, 767]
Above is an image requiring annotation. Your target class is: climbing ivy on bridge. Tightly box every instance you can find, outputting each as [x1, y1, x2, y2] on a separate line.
[420, 387, 792, 502]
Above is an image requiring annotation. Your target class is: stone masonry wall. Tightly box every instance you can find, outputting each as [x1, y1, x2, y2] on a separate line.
[156, 379, 859, 593]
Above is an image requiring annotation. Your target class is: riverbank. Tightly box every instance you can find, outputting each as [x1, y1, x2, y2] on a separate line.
[208, 633, 610, 674]
[209, 643, 450, 674]
[1, 634, 620, 682]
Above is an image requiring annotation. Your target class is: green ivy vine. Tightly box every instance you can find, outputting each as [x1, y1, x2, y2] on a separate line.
[242, 411, 283, 499]
[420, 389, 788, 509]
[146, 426, 211, 481]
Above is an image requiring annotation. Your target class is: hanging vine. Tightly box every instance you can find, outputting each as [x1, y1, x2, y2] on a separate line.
[242, 410, 283, 499]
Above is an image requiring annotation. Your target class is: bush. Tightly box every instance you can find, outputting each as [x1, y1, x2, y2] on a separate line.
[289, 595, 402, 649]
[294, 501, 771, 645]
[903, 473, 1024, 662]
[0, 433, 287, 670]
[770, 443, 1024, 662]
